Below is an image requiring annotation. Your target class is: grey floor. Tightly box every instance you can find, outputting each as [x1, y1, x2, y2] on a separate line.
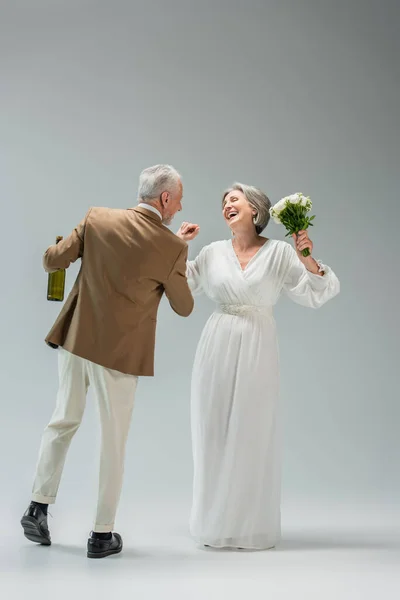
[2, 499, 399, 599]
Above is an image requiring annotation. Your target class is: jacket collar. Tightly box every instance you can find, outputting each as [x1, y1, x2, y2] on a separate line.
[131, 205, 163, 224]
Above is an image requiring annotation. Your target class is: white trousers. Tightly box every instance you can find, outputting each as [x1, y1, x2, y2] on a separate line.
[32, 348, 138, 532]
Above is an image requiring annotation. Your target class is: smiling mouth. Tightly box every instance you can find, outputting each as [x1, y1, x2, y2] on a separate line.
[226, 211, 238, 220]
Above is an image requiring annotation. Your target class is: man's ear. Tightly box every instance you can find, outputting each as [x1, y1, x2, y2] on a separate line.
[160, 191, 169, 206]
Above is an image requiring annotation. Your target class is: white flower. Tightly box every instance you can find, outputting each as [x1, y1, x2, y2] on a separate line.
[270, 198, 286, 215]
[270, 192, 312, 223]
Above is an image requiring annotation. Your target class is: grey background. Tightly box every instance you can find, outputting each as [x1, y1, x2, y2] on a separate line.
[0, 1, 399, 590]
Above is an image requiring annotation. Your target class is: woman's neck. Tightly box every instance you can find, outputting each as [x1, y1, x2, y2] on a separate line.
[232, 229, 261, 252]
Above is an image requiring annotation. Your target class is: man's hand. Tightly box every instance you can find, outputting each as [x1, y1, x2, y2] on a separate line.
[176, 222, 200, 242]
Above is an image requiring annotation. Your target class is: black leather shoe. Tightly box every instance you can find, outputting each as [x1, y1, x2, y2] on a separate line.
[87, 532, 123, 559]
[21, 503, 51, 545]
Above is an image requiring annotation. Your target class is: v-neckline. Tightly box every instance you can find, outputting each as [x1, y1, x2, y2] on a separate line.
[229, 238, 270, 273]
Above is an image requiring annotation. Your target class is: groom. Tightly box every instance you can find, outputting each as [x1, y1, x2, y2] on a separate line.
[21, 164, 193, 558]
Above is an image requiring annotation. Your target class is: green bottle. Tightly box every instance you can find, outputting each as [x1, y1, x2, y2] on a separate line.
[47, 236, 65, 301]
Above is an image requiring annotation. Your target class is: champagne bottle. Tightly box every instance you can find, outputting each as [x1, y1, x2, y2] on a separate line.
[47, 236, 66, 301]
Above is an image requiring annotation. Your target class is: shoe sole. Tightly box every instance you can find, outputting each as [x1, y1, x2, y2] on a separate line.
[21, 516, 51, 546]
[87, 546, 123, 559]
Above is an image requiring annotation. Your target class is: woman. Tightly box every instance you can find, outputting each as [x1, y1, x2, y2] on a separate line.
[177, 183, 340, 550]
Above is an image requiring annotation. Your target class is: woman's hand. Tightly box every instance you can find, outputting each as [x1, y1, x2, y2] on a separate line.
[292, 230, 322, 275]
[292, 230, 313, 256]
[176, 222, 200, 242]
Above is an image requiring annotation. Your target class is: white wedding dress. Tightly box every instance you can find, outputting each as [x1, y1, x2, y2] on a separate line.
[187, 238, 340, 549]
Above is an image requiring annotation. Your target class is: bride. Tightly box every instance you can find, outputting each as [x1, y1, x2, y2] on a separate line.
[177, 183, 340, 550]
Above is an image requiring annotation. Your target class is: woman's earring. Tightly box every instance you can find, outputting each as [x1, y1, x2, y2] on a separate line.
[253, 213, 258, 225]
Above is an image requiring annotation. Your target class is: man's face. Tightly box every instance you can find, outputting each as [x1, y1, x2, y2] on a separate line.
[161, 180, 183, 225]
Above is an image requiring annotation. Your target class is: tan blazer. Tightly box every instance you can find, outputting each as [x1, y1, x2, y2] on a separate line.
[44, 206, 194, 376]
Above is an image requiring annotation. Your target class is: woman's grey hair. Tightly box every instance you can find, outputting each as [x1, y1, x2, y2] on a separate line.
[138, 164, 181, 202]
[222, 182, 271, 234]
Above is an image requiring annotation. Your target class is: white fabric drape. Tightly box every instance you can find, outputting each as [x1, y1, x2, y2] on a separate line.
[187, 239, 340, 549]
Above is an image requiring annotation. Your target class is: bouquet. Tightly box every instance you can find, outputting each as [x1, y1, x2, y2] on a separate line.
[269, 193, 315, 257]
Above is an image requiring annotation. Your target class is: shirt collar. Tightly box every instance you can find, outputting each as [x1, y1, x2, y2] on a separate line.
[137, 203, 162, 221]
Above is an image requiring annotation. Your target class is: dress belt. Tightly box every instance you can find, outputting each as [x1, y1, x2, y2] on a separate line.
[217, 304, 273, 317]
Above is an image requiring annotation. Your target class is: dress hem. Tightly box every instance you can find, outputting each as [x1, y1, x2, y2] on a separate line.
[192, 536, 280, 551]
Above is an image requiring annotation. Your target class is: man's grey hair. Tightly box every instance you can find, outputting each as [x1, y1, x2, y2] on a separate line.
[223, 182, 271, 234]
[138, 164, 181, 202]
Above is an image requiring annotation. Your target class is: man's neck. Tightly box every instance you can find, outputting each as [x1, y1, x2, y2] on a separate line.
[137, 202, 162, 220]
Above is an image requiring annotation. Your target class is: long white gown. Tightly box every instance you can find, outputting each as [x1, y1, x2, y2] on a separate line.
[186, 238, 340, 549]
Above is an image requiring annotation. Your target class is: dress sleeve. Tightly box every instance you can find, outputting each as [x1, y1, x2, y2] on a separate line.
[186, 247, 206, 296]
[282, 244, 340, 309]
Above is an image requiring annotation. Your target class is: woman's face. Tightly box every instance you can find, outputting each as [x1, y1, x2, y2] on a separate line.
[222, 190, 255, 232]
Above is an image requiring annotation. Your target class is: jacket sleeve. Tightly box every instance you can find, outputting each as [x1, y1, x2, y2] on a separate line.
[164, 244, 194, 317]
[43, 210, 91, 273]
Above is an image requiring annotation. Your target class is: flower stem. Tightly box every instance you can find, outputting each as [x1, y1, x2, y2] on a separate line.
[301, 248, 311, 257]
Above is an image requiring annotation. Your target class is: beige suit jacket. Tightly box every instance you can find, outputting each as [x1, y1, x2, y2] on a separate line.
[44, 206, 194, 376]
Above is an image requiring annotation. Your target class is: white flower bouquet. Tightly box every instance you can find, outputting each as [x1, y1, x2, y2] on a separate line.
[269, 193, 315, 257]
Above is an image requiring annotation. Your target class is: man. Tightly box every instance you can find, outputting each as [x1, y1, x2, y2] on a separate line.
[21, 165, 193, 558]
